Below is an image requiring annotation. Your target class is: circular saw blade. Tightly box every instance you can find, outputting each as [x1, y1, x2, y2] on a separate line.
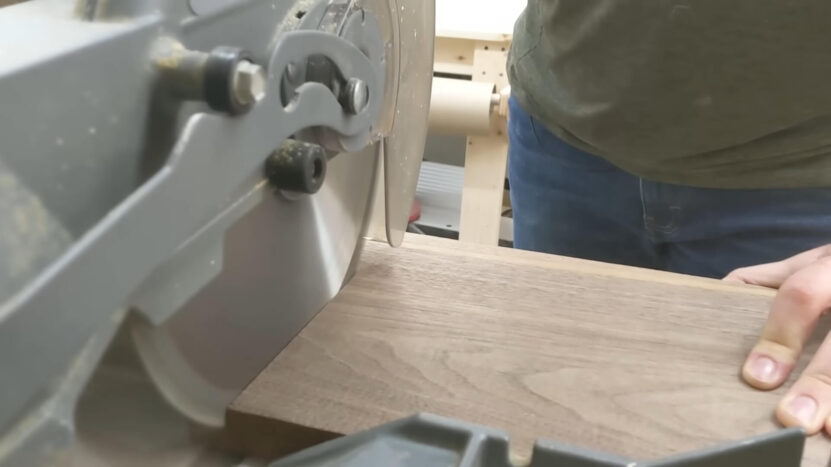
[379, 0, 435, 247]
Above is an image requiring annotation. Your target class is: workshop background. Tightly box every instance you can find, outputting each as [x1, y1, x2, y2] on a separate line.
[6, 1, 821, 466]
[45, 1, 526, 465]
[414, 0, 524, 246]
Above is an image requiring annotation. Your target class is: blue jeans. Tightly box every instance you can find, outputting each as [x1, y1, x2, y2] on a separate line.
[507, 98, 831, 278]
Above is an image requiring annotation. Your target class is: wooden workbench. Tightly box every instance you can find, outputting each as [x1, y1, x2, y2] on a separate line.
[225, 234, 831, 466]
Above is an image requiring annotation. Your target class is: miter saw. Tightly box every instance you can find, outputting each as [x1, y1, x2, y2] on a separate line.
[0, 2, 820, 467]
[0, 0, 432, 464]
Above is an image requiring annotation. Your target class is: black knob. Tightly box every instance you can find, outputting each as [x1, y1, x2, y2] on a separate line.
[204, 46, 261, 115]
[265, 140, 328, 194]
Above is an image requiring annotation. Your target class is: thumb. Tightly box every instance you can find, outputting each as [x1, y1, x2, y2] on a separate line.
[742, 256, 831, 391]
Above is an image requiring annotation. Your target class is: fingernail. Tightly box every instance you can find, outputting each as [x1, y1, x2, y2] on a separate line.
[787, 395, 818, 426]
[748, 355, 778, 383]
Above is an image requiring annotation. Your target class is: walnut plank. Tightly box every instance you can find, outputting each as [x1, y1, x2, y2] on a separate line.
[227, 234, 831, 466]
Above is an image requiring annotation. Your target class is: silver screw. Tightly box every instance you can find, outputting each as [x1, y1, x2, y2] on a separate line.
[232, 60, 266, 106]
[342, 78, 369, 114]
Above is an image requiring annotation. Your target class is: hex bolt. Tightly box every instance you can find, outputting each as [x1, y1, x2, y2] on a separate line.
[232, 60, 267, 107]
[204, 47, 260, 115]
[156, 43, 265, 115]
[340, 78, 369, 115]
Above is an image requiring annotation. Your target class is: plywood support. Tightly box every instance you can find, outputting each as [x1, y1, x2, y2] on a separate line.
[458, 41, 510, 245]
[434, 37, 475, 76]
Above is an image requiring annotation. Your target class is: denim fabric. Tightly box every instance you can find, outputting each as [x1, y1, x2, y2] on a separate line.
[507, 97, 831, 278]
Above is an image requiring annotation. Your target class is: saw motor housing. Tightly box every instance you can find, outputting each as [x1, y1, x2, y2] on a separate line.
[0, 0, 434, 464]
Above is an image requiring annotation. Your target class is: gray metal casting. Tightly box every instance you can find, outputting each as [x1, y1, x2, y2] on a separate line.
[270, 413, 811, 467]
[0, 0, 428, 464]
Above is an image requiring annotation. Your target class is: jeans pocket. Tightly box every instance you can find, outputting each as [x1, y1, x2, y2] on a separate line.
[509, 96, 544, 150]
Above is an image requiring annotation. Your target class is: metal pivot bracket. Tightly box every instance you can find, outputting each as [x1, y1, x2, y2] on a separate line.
[280, 0, 386, 154]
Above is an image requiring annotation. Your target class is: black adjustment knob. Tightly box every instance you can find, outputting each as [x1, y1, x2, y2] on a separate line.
[265, 140, 328, 194]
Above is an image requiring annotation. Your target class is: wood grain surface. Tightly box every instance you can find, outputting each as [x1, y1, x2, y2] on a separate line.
[227, 234, 831, 466]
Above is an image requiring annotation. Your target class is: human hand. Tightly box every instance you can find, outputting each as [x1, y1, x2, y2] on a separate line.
[725, 245, 831, 434]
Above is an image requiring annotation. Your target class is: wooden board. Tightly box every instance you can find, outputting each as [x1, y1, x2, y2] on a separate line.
[226, 234, 831, 466]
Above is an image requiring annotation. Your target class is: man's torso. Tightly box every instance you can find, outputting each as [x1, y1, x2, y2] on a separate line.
[509, 0, 831, 188]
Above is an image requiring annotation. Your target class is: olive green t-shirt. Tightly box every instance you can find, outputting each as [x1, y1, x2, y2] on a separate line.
[508, 0, 831, 188]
